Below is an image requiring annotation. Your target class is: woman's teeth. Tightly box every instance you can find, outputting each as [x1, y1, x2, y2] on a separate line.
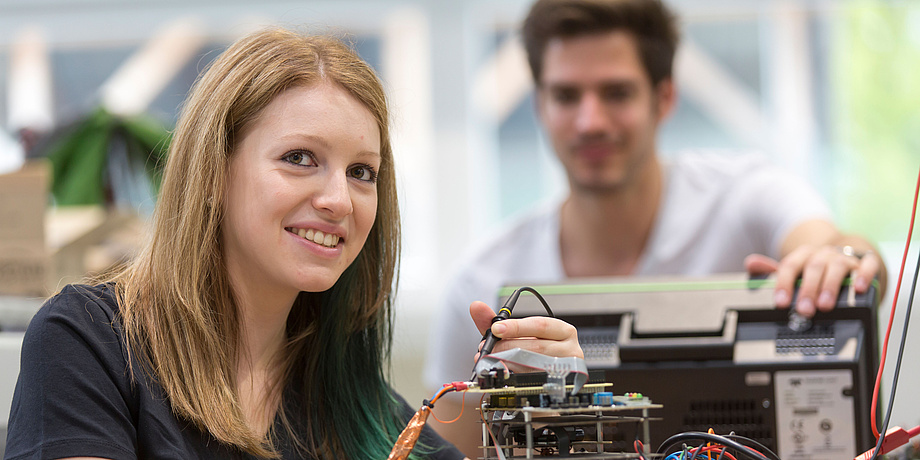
[288, 227, 339, 248]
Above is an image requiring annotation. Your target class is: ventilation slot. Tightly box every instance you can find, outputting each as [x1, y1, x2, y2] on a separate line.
[682, 399, 775, 451]
[776, 324, 836, 356]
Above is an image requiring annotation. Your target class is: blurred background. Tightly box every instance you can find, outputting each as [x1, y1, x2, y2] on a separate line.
[1, 0, 919, 455]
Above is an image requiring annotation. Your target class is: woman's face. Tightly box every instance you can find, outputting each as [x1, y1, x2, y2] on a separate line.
[222, 82, 381, 301]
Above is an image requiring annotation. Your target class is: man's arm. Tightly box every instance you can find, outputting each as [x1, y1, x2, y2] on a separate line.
[746, 219, 887, 317]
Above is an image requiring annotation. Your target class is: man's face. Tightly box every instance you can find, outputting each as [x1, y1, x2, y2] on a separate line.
[537, 31, 674, 194]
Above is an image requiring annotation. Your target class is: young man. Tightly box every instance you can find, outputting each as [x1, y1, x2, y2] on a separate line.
[426, 0, 886, 456]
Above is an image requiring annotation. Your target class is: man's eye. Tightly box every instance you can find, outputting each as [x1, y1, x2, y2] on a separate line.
[602, 87, 633, 102]
[552, 89, 579, 105]
[349, 165, 378, 182]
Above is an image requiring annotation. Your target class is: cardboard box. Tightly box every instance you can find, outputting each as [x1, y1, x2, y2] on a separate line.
[0, 161, 48, 244]
[1, 163, 145, 297]
[0, 161, 49, 296]
[47, 208, 143, 290]
[0, 243, 49, 297]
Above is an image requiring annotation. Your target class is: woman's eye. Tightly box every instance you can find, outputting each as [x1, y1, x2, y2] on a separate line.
[349, 165, 377, 182]
[283, 150, 315, 166]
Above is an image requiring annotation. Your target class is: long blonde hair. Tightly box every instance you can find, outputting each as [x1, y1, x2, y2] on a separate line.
[105, 28, 401, 458]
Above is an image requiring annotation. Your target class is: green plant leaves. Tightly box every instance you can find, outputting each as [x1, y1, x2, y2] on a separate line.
[45, 107, 170, 206]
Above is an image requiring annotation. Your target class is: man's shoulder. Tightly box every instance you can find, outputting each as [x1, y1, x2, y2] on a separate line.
[462, 202, 559, 267]
[670, 149, 774, 178]
[446, 200, 562, 295]
[667, 150, 794, 196]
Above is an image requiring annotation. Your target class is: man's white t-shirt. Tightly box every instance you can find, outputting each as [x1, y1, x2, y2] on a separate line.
[423, 152, 834, 388]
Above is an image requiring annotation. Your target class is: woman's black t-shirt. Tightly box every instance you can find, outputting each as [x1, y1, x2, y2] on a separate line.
[5, 284, 463, 460]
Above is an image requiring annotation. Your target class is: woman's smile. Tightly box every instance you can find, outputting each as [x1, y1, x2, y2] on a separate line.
[284, 226, 342, 249]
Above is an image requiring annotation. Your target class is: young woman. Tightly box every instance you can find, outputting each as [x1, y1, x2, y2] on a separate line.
[4, 28, 582, 459]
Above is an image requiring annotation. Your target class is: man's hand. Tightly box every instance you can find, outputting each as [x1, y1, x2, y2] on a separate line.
[745, 244, 883, 317]
[469, 301, 583, 363]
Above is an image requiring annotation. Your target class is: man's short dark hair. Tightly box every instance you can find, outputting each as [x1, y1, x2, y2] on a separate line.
[522, 0, 680, 86]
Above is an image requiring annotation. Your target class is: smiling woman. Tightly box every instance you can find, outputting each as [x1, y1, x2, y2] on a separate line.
[2, 28, 458, 460]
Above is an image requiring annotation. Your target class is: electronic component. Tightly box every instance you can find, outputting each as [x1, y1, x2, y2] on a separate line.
[467, 349, 660, 459]
[501, 273, 880, 459]
[474, 382, 659, 458]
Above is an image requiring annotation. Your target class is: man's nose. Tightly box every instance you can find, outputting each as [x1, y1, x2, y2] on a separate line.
[574, 93, 608, 135]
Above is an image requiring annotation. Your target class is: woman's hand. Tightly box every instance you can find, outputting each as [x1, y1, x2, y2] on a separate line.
[469, 300, 583, 364]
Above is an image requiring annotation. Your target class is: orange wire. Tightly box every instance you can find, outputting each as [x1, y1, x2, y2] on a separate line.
[707, 428, 715, 460]
[429, 385, 452, 405]
[430, 390, 466, 424]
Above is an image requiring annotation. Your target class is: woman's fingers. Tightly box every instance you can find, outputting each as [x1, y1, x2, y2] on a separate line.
[468, 302, 584, 362]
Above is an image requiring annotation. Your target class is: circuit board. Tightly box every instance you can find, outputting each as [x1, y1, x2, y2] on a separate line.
[471, 369, 662, 459]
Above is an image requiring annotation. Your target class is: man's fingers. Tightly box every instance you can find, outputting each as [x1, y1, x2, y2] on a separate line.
[744, 253, 779, 275]
[796, 246, 844, 317]
[773, 245, 815, 309]
[854, 252, 881, 292]
[816, 251, 860, 311]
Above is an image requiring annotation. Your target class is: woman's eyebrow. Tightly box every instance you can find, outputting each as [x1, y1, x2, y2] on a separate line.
[278, 133, 331, 150]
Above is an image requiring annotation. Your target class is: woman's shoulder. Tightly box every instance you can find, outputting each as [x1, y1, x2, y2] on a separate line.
[26, 282, 125, 350]
[38, 282, 120, 318]
[9, 284, 187, 460]
[17, 282, 135, 408]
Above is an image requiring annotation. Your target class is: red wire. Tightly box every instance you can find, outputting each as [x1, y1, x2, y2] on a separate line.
[479, 394, 504, 458]
[908, 425, 920, 437]
[871, 165, 920, 439]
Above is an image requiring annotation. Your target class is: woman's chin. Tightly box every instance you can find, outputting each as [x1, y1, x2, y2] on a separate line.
[295, 275, 340, 294]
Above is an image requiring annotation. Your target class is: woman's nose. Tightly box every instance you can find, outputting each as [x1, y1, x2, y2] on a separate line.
[312, 172, 353, 218]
